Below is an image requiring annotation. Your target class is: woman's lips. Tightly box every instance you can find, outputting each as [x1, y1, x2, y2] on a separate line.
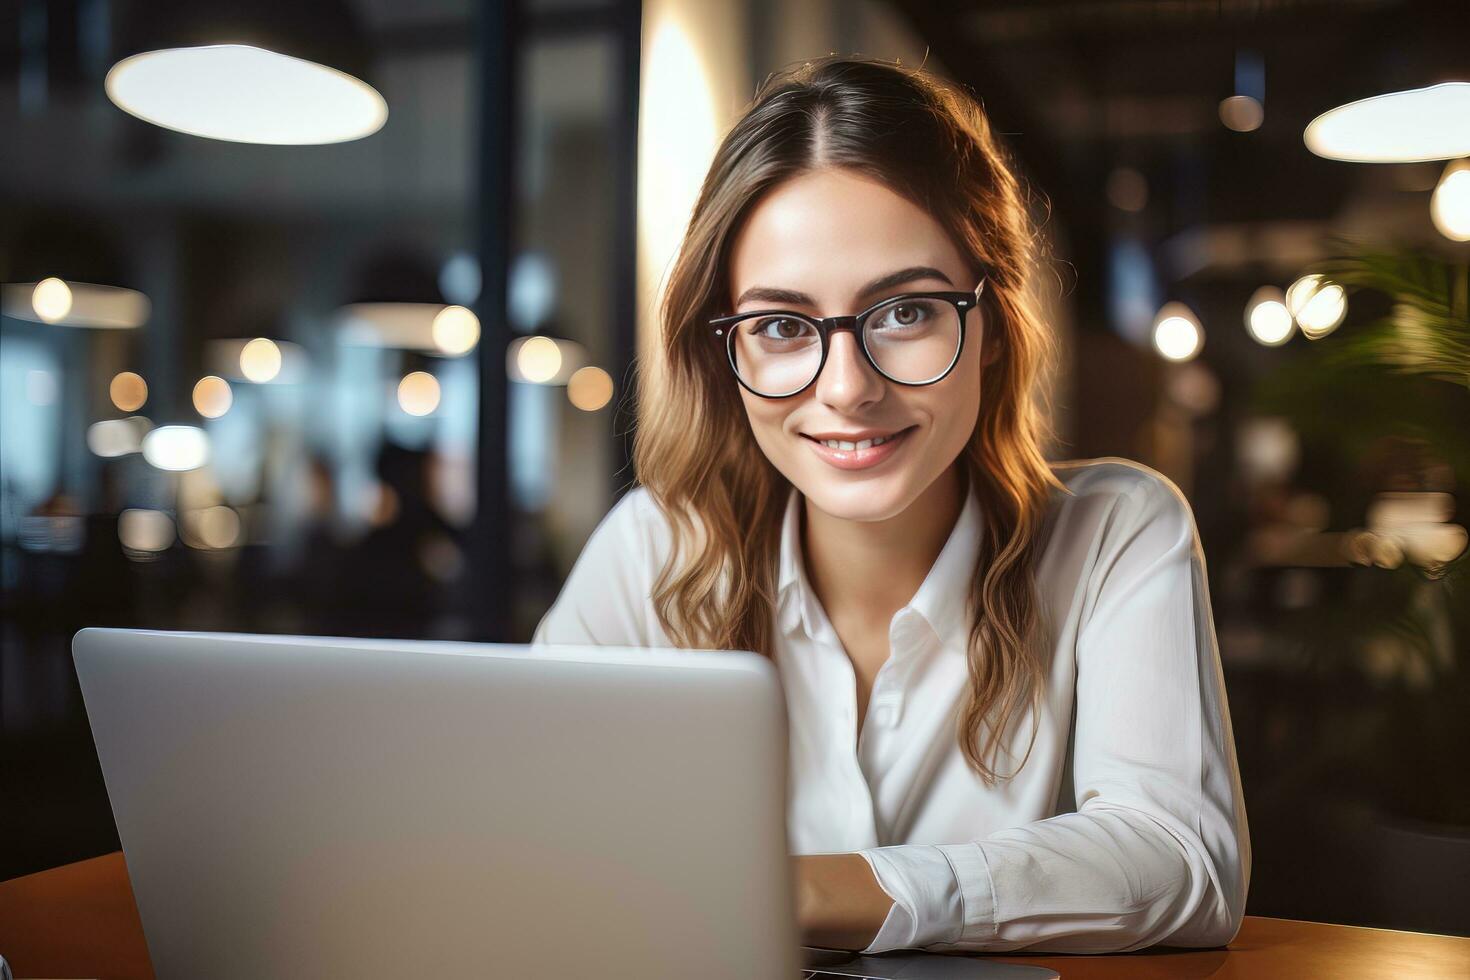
[801, 426, 916, 471]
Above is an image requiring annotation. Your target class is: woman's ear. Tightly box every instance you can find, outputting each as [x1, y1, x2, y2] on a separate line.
[978, 309, 1002, 369]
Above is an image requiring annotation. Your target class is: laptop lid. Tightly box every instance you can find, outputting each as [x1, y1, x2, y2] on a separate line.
[73, 628, 802, 978]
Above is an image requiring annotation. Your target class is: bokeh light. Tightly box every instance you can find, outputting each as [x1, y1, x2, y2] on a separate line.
[431, 305, 481, 355]
[240, 337, 283, 383]
[1151, 303, 1203, 362]
[516, 336, 563, 383]
[567, 366, 614, 411]
[1430, 159, 1470, 242]
[1287, 274, 1347, 339]
[110, 371, 148, 411]
[1219, 95, 1264, 132]
[182, 506, 243, 550]
[118, 509, 175, 554]
[31, 277, 73, 322]
[397, 371, 441, 416]
[192, 376, 234, 419]
[1245, 286, 1294, 346]
[141, 424, 210, 471]
[87, 418, 146, 457]
[1105, 167, 1148, 212]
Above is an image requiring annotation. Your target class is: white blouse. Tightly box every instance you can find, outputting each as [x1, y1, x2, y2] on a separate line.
[530, 457, 1250, 955]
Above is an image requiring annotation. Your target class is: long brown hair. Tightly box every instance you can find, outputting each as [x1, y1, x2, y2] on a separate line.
[630, 55, 1071, 784]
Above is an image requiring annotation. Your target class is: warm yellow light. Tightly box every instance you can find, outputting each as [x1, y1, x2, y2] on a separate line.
[6, 281, 148, 327]
[1287, 274, 1347, 339]
[1285, 275, 1318, 317]
[240, 337, 283, 383]
[397, 371, 441, 416]
[184, 505, 242, 550]
[1431, 159, 1470, 242]
[567, 366, 614, 411]
[1152, 303, 1203, 362]
[1219, 95, 1263, 133]
[431, 305, 481, 355]
[32, 277, 73, 322]
[1296, 284, 1346, 337]
[639, 17, 718, 332]
[517, 336, 563, 383]
[1245, 286, 1294, 346]
[105, 44, 388, 145]
[110, 371, 148, 411]
[118, 509, 175, 553]
[192, 375, 234, 418]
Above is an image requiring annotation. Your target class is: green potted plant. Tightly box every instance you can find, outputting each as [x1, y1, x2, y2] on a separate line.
[1249, 238, 1469, 933]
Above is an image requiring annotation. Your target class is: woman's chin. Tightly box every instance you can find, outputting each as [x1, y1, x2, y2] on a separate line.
[795, 477, 915, 525]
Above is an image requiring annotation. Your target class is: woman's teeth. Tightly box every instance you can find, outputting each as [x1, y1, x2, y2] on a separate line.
[820, 433, 894, 450]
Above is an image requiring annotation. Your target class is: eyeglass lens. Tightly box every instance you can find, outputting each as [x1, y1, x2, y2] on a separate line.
[728, 295, 962, 396]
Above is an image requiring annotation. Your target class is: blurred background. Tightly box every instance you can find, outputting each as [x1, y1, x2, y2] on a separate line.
[2, 0, 1467, 938]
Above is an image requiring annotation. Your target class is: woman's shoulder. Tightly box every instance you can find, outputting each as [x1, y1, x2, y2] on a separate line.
[1049, 456, 1188, 508]
[600, 484, 678, 538]
[580, 484, 669, 560]
[578, 483, 700, 580]
[532, 485, 671, 648]
[1045, 456, 1197, 537]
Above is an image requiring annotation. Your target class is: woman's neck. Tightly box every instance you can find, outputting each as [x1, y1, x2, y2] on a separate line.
[801, 465, 967, 626]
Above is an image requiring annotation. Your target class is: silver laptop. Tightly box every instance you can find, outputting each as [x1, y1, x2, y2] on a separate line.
[73, 628, 1058, 979]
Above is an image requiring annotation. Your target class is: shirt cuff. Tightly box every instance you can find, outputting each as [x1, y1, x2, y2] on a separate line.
[855, 844, 965, 952]
[932, 841, 999, 948]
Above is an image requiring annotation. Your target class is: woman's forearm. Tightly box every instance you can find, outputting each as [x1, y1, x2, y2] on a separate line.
[793, 853, 894, 951]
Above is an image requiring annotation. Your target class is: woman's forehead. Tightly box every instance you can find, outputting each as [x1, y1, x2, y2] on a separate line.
[728, 170, 965, 308]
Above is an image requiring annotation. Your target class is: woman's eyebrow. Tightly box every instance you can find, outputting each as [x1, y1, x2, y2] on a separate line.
[733, 265, 954, 308]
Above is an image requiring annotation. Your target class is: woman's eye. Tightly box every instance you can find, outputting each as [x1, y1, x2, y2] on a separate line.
[874, 300, 935, 331]
[753, 318, 809, 340]
[889, 304, 923, 325]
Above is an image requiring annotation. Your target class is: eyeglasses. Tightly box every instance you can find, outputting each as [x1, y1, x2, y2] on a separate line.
[709, 279, 985, 399]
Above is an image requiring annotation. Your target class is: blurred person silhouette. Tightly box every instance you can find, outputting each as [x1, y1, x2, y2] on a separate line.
[336, 442, 461, 639]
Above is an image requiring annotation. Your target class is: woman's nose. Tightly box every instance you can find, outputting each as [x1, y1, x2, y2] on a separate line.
[812, 330, 885, 410]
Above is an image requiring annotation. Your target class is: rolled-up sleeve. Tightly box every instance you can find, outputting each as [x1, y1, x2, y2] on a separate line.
[859, 476, 1250, 953]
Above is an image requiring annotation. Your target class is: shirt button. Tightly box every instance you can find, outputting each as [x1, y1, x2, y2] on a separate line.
[873, 704, 896, 727]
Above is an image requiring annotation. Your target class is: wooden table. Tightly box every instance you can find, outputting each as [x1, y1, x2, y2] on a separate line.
[2, 852, 1467, 979]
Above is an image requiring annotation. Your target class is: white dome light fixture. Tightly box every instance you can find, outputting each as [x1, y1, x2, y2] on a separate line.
[106, 44, 387, 145]
[2, 280, 150, 328]
[1304, 81, 1470, 163]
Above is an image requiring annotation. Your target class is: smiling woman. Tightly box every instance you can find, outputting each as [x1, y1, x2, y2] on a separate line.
[532, 55, 1249, 957]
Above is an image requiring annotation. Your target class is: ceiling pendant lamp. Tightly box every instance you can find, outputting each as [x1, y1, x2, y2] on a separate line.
[338, 249, 481, 357]
[104, 0, 387, 145]
[1305, 81, 1470, 164]
[0, 218, 150, 329]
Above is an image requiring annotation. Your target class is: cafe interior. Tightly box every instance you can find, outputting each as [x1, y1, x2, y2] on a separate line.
[1, 0, 1468, 971]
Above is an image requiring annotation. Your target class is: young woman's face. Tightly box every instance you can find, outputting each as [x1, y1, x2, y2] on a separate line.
[726, 167, 988, 523]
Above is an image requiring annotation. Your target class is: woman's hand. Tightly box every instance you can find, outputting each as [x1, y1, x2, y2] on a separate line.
[792, 853, 894, 951]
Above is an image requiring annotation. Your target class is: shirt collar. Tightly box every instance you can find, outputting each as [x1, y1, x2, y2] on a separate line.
[775, 474, 983, 647]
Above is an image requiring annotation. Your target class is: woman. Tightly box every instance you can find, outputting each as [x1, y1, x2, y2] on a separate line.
[533, 55, 1249, 955]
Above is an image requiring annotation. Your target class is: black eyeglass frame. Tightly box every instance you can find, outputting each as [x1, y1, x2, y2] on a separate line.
[708, 279, 987, 399]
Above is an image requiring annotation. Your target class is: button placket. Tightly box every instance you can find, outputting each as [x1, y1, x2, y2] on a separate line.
[875, 608, 926, 729]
